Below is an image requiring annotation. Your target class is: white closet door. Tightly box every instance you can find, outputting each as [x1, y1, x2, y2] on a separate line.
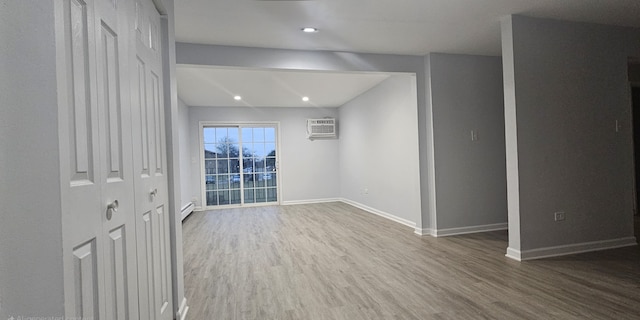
[95, 0, 140, 318]
[58, 0, 141, 318]
[130, 0, 173, 319]
[58, 0, 104, 318]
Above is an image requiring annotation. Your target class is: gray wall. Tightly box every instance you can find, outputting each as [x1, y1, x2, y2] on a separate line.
[339, 75, 422, 225]
[502, 15, 640, 253]
[178, 98, 192, 208]
[187, 106, 340, 207]
[0, 2, 64, 317]
[428, 53, 507, 230]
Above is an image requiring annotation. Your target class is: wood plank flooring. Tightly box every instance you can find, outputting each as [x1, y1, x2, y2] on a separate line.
[182, 202, 640, 319]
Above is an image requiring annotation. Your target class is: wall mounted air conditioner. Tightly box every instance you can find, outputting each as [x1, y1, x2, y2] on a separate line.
[307, 118, 337, 140]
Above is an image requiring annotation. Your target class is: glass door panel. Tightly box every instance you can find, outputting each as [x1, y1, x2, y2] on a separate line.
[241, 126, 277, 205]
[203, 127, 242, 206]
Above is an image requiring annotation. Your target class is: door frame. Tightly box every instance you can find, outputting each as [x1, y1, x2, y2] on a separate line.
[199, 121, 282, 209]
[630, 82, 640, 216]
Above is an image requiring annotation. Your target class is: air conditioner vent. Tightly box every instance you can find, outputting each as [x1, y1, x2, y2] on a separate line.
[307, 118, 337, 139]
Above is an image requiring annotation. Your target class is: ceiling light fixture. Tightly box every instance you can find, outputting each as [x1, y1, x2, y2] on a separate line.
[302, 96, 310, 102]
[301, 27, 318, 33]
[234, 95, 242, 101]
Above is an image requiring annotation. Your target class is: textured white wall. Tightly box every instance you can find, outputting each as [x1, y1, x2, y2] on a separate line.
[339, 75, 422, 225]
[187, 106, 340, 207]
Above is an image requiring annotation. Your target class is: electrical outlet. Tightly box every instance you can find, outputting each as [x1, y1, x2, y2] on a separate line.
[554, 211, 565, 221]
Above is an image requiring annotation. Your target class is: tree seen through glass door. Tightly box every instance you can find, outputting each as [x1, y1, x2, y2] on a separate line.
[204, 127, 241, 206]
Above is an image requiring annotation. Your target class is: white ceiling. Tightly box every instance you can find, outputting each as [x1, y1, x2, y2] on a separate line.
[176, 0, 640, 56]
[173, 0, 640, 107]
[176, 65, 391, 107]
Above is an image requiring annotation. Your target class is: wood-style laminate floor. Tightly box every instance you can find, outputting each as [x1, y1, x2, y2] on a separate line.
[183, 202, 640, 320]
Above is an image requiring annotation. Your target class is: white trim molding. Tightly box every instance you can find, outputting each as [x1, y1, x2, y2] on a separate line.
[414, 228, 434, 236]
[340, 198, 416, 229]
[282, 198, 341, 206]
[432, 223, 508, 237]
[505, 247, 522, 261]
[506, 237, 638, 261]
[176, 297, 189, 320]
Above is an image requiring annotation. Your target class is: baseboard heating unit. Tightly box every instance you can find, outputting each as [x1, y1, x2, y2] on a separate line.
[181, 202, 195, 221]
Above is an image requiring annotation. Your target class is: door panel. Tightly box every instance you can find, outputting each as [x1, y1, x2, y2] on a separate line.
[95, 0, 139, 318]
[159, 206, 171, 310]
[69, 0, 96, 185]
[138, 211, 154, 319]
[106, 227, 128, 319]
[243, 127, 278, 204]
[151, 71, 164, 175]
[73, 240, 99, 318]
[135, 58, 151, 176]
[59, 0, 106, 318]
[98, 21, 123, 181]
[131, 0, 173, 319]
[155, 205, 171, 315]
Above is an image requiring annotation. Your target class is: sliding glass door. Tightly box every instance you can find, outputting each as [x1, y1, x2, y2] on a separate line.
[202, 124, 278, 207]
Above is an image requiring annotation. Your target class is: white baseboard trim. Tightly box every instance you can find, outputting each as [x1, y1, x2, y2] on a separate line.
[432, 223, 508, 237]
[505, 247, 522, 261]
[506, 237, 638, 261]
[194, 206, 204, 212]
[180, 202, 195, 221]
[176, 297, 189, 320]
[414, 228, 434, 236]
[281, 198, 341, 206]
[339, 198, 416, 229]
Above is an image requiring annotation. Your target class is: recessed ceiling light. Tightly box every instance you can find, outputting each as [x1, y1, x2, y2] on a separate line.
[302, 96, 310, 102]
[234, 95, 242, 101]
[301, 27, 318, 33]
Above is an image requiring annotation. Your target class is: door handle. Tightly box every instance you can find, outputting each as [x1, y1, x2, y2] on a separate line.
[106, 200, 119, 220]
[150, 188, 158, 198]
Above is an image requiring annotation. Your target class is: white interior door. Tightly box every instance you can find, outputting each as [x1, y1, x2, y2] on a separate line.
[58, 0, 173, 318]
[59, 0, 139, 318]
[130, 0, 173, 319]
[59, 0, 105, 317]
[95, 0, 140, 318]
